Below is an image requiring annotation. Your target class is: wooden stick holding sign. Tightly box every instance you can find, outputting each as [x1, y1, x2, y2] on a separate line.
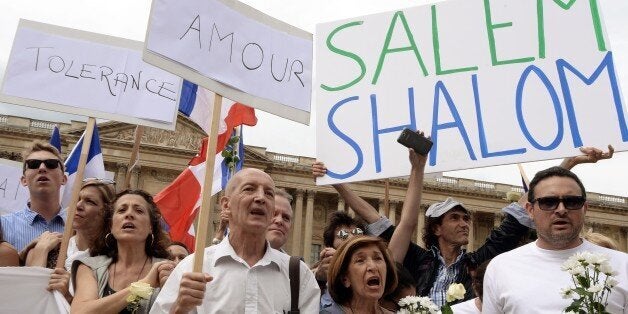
[193, 93, 224, 272]
[56, 117, 96, 268]
[124, 126, 145, 190]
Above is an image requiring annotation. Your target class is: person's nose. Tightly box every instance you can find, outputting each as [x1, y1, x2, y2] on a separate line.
[554, 201, 568, 215]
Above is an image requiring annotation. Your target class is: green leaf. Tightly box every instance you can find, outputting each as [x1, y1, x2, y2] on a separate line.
[228, 136, 240, 145]
[440, 304, 453, 314]
[221, 150, 230, 157]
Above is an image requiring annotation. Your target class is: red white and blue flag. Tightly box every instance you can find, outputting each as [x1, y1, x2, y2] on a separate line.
[154, 80, 256, 251]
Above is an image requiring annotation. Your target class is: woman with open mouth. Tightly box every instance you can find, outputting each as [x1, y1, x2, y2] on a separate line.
[70, 189, 175, 314]
[323, 236, 398, 314]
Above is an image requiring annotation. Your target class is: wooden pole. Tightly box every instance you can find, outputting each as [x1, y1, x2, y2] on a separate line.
[193, 94, 223, 272]
[124, 125, 144, 190]
[56, 117, 96, 268]
[517, 164, 530, 188]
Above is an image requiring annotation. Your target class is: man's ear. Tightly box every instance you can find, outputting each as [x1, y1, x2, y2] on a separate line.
[220, 195, 230, 211]
[525, 201, 534, 220]
[61, 173, 67, 185]
[20, 175, 27, 187]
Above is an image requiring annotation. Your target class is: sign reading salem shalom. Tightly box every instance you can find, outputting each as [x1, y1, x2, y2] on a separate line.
[315, 0, 628, 184]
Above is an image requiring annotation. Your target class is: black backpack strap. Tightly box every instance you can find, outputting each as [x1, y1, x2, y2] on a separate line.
[288, 255, 300, 313]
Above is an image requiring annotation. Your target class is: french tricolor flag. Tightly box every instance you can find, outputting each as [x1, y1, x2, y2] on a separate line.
[154, 80, 256, 251]
[61, 124, 106, 208]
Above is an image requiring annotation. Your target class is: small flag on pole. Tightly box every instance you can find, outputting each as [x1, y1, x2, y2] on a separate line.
[49, 125, 61, 153]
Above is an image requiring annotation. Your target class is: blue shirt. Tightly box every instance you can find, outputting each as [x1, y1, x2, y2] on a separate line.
[429, 246, 466, 307]
[1, 205, 66, 251]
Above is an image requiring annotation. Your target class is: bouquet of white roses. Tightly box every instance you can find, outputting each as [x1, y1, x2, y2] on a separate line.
[397, 296, 441, 314]
[560, 251, 618, 314]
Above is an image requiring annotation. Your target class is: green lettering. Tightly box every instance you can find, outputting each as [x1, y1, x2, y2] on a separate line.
[484, 0, 535, 66]
[537, 0, 607, 59]
[320, 21, 366, 92]
[372, 11, 428, 85]
[431, 5, 478, 75]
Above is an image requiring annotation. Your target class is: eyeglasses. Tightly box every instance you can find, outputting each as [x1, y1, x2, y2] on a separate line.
[82, 178, 116, 185]
[25, 159, 61, 170]
[532, 196, 586, 211]
[336, 228, 364, 240]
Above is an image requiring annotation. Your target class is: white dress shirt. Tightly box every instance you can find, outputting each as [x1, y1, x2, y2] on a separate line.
[150, 237, 320, 314]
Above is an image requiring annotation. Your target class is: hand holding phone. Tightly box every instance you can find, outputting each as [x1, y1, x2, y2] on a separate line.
[397, 128, 433, 156]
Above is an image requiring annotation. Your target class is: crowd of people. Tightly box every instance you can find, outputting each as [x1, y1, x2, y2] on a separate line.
[0, 139, 626, 313]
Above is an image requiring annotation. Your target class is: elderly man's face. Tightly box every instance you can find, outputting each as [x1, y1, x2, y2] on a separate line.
[267, 195, 293, 250]
[526, 176, 587, 250]
[223, 169, 275, 234]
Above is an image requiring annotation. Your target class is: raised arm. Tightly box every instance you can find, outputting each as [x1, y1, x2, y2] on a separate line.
[388, 149, 427, 263]
[312, 162, 381, 224]
[559, 145, 614, 170]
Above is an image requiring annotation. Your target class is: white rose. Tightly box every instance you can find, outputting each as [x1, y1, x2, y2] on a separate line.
[129, 281, 154, 299]
[445, 283, 466, 302]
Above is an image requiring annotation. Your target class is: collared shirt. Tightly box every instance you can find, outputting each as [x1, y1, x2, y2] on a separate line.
[150, 237, 320, 314]
[428, 246, 466, 307]
[1, 205, 66, 251]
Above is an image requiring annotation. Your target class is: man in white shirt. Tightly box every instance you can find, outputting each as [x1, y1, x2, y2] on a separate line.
[483, 166, 627, 313]
[150, 168, 320, 313]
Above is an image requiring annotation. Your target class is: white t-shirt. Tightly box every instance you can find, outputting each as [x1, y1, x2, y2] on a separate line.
[150, 237, 320, 313]
[450, 298, 480, 314]
[483, 239, 628, 313]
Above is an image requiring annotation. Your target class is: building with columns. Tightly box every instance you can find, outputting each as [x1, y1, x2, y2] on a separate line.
[1, 114, 626, 264]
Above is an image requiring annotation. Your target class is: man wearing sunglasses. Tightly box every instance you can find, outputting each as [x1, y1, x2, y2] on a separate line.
[483, 166, 627, 313]
[1, 141, 67, 251]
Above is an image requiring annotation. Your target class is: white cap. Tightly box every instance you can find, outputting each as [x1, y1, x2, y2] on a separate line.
[425, 197, 468, 217]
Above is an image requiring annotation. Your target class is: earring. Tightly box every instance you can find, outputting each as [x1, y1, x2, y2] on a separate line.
[105, 233, 114, 248]
[148, 233, 154, 247]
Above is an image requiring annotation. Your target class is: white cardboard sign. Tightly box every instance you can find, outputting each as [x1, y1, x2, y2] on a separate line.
[1, 20, 181, 130]
[315, 0, 628, 184]
[0, 159, 30, 216]
[144, 0, 313, 125]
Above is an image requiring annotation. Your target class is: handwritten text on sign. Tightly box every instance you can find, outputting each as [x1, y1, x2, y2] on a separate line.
[2, 20, 180, 128]
[0, 160, 30, 216]
[315, 0, 628, 184]
[145, 0, 312, 124]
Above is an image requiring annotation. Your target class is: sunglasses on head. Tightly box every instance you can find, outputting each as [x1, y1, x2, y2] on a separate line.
[25, 159, 61, 170]
[532, 196, 586, 211]
[82, 177, 116, 185]
[336, 228, 364, 240]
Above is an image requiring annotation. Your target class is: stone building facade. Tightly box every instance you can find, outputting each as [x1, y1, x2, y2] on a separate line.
[1, 114, 626, 263]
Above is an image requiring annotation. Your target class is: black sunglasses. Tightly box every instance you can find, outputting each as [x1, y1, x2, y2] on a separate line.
[25, 159, 62, 170]
[532, 196, 586, 211]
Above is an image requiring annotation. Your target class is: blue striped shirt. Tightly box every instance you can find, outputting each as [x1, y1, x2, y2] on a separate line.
[429, 246, 466, 307]
[1, 205, 66, 251]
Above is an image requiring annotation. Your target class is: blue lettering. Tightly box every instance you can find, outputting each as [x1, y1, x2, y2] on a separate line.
[326, 96, 364, 179]
[472, 74, 527, 157]
[430, 81, 477, 166]
[557, 51, 628, 143]
[371, 88, 417, 172]
[516, 65, 563, 150]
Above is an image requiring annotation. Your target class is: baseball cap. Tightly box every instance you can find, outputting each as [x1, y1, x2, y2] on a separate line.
[425, 197, 468, 218]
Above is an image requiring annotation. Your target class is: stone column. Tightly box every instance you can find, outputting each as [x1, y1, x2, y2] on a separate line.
[493, 212, 502, 228]
[416, 206, 425, 245]
[115, 164, 127, 193]
[291, 190, 305, 256]
[388, 201, 397, 225]
[337, 198, 345, 212]
[130, 167, 141, 190]
[303, 190, 316, 265]
[379, 200, 386, 216]
[467, 210, 475, 251]
[624, 228, 628, 253]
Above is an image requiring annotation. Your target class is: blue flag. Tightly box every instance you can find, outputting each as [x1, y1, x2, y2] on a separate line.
[49, 125, 61, 153]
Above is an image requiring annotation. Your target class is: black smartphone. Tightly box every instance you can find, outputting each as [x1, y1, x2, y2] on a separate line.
[397, 128, 433, 156]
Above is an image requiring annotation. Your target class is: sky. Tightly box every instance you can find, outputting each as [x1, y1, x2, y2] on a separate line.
[0, 0, 626, 197]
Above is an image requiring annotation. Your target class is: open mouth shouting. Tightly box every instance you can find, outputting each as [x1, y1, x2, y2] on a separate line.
[121, 222, 136, 231]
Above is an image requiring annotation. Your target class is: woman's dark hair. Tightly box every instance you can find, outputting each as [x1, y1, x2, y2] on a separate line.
[327, 236, 398, 305]
[90, 189, 170, 261]
[471, 259, 491, 302]
[383, 262, 417, 303]
[323, 211, 367, 248]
